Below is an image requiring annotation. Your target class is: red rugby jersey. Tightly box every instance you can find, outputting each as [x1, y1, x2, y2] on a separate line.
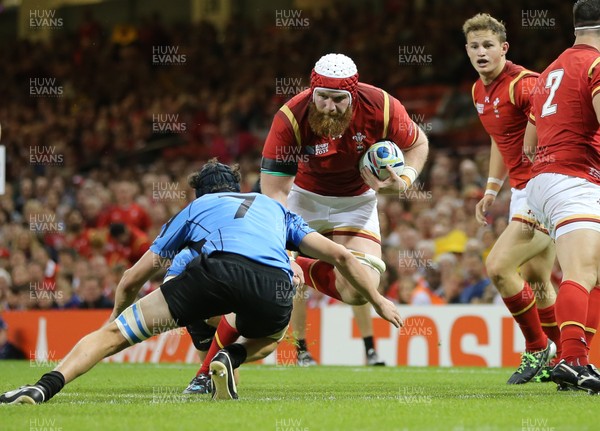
[261, 83, 419, 196]
[472, 61, 539, 189]
[529, 44, 600, 184]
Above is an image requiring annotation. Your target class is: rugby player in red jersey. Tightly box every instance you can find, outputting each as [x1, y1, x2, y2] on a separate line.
[525, 0, 600, 393]
[261, 53, 428, 366]
[464, 13, 559, 384]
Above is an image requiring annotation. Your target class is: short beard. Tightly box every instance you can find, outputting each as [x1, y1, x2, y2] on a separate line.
[307, 103, 353, 137]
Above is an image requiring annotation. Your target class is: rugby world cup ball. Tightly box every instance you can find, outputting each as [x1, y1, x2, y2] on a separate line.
[359, 140, 405, 180]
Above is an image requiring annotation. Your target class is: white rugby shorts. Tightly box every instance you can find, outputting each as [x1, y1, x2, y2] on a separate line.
[526, 173, 600, 240]
[287, 184, 381, 243]
[510, 187, 548, 234]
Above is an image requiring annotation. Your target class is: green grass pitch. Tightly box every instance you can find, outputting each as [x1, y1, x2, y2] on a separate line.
[0, 361, 597, 431]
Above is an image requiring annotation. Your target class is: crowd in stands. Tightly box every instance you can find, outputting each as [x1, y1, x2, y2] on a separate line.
[0, 1, 570, 312]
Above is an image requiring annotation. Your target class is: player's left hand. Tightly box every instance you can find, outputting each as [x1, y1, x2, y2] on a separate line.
[371, 295, 403, 328]
[360, 165, 408, 195]
[475, 194, 495, 226]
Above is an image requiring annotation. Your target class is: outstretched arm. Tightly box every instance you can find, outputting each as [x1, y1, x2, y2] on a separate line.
[109, 250, 168, 322]
[298, 232, 402, 328]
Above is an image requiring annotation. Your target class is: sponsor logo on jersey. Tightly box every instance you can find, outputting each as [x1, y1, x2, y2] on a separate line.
[315, 142, 329, 155]
[306, 142, 329, 156]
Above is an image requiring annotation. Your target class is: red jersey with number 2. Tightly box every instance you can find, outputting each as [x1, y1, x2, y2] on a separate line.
[529, 44, 600, 185]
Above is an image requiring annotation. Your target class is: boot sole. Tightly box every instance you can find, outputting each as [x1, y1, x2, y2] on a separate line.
[210, 361, 237, 400]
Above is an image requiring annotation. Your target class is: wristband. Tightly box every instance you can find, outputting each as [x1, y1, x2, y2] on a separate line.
[485, 177, 504, 195]
[487, 177, 504, 186]
[400, 166, 419, 188]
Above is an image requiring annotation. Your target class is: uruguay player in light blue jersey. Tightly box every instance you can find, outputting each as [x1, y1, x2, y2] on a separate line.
[1, 160, 401, 404]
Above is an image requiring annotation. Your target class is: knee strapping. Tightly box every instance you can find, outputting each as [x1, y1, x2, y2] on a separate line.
[348, 250, 386, 274]
[115, 303, 153, 345]
[291, 249, 385, 274]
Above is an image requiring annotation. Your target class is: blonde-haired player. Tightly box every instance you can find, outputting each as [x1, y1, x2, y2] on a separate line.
[464, 13, 559, 384]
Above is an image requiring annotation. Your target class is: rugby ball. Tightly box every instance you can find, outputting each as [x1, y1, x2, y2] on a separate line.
[359, 140, 405, 180]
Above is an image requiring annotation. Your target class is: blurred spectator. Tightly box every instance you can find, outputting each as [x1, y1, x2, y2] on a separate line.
[0, 269, 11, 311]
[5, 285, 29, 311]
[459, 251, 492, 304]
[436, 253, 464, 303]
[62, 209, 94, 257]
[77, 9, 103, 49]
[11, 264, 30, 287]
[35, 289, 59, 310]
[106, 223, 150, 267]
[399, 275, 444, 305]
[98, 181, 151, 232]
[459, 159, 485, 190]
[0, 247, 9, 270]
[31, 246, 59, 287]
[78, 275, 114, 309]
[55, 276, 81, 309]
[57, 248, 77, 280]
[0, 317, 25, 360]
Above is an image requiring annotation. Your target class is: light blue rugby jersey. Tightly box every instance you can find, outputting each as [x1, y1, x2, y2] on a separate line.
[165, 248, 194, 278]
[152, 192, 314, 280]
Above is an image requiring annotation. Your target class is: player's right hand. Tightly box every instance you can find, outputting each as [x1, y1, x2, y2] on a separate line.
[372, 296, 403, 328]
[360, 165, 407, 195]
[475, 194, 495, 226]
[290, 260, 305, 288]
